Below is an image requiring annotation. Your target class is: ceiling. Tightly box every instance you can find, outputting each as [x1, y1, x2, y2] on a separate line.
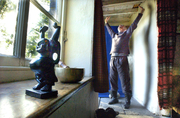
[102, 0, 146, 26]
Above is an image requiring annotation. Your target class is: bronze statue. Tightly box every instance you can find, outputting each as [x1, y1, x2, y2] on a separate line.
[26, 23, 60, 98]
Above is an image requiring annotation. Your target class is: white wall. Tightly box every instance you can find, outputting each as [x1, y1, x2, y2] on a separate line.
[49, 81, 98, 118]
[131, 0, 160, 115]
[64, 0, 94, 76]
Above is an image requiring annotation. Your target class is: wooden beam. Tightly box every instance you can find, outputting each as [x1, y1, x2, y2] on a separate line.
[108, 21, 130, 26]
[108, 17, 131, 22]
[103, 8, 137, 16]
[102, 0, 145, 6]
[102, 1, 143, 12]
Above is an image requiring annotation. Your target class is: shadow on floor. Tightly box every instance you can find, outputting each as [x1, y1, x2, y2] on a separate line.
[98, 97, 160, 118]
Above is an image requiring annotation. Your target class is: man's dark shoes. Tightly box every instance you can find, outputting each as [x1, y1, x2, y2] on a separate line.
[109, 98, 118, 104]
[124, 92, 132, 109]
[106, 107, 119, 118]
[124, 102, 130, 109]
[108, 90, 118, 104]
[95, 107, 119, 118]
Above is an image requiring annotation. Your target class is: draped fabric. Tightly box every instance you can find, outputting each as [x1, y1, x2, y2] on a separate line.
[157, 0, 178, 109]
[93, 0, 109, 93]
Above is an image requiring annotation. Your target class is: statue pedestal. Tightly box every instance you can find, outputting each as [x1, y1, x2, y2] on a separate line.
[26, 89, 58, 99]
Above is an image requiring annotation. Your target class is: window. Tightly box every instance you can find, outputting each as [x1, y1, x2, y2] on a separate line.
[36, 0, 58, 19]
[26, 2, 50, 58]
[26, 0, 61, 59]
[0, 0, 19, 56]
[0, 0, 63, 66]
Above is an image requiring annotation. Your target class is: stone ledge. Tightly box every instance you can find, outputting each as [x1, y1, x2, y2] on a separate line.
[0, 77, 94, 118]
[0, 66, 35, 83]
[0, 66, 31, 71]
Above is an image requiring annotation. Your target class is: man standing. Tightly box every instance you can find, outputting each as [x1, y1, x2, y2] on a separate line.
[104, 6, 145, 109]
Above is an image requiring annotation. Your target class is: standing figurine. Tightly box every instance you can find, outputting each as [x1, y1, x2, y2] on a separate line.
[26, 23, 61, 99]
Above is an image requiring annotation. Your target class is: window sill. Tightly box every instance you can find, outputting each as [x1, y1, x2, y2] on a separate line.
[0, 66, 31, 71]
[0, 66, 35, 83]
[0, 77, 93, 118]
[0, 56, 31, 66]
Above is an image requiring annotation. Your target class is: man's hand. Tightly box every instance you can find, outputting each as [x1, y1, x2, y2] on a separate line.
[139, 5, 145, 14]
[105, 16, 110, 24]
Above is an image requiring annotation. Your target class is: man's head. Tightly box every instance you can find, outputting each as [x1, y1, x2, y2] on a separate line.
[118, 25, 127, 32]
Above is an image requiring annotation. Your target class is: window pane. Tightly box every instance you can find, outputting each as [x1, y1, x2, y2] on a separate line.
[0, 0, 18, 56]
[26, 2, 54, 59]
[36, 0, 58, 20]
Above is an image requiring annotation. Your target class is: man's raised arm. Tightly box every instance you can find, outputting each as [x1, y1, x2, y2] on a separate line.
[126, 5, 145, 35]
[104, 16, 116, 38]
